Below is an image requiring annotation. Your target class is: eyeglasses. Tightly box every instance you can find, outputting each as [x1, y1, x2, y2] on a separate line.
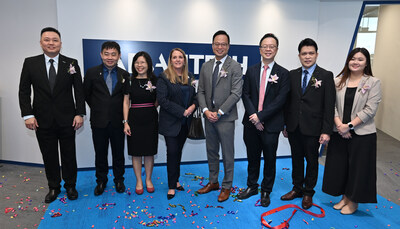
[134, 61, 147, 66]
[260, 45, 277, 50]
[213, 43, 228, 47]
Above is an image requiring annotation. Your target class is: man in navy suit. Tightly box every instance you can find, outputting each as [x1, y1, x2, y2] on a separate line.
[83, 41, 129, 196]
[19, 27, 85, 203]
[239, 33, 290, 207]
[281, 38, 335, 209]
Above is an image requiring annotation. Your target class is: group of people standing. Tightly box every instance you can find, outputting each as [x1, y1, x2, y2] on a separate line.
[18, 27, 381, 216]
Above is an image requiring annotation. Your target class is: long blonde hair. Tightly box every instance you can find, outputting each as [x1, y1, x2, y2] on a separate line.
[164, 48, 189, 85]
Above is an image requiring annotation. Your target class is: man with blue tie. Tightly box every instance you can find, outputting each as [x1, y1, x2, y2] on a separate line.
[83, 41, 129, 196]
[281, 38, 335, 209]
[239, 33, 290, 207]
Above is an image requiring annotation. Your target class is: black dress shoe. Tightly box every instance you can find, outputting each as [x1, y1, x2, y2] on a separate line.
[94, 183, 106, 196]
[66, 187, 78, 200]
[115, 181, 125, 193]
[167, 193, 175, 200]
[176, 186, 185, 191]
[261, 192, 271, 207]
[45, 189, 61, 203]
[238, 187, 258, 199]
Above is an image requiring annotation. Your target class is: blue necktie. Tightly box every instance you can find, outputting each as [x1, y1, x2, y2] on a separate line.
[106, 69, 112, 95]
[302, 70, 309, 94]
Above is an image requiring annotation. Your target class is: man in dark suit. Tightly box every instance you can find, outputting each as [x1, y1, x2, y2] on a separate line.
[239, 33, 290, 207]
[83, 41, 129, 196]
[281, 38, 335, 209]
[18, 27, 85, 203]
[197, 30, 243, 202]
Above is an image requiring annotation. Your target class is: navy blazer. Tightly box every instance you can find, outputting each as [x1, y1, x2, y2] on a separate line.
[284, 65, 336, 136]
[19, 54, 86, 128]
[242, 62, 290, 132]
[83, 64, 130, 128]
[157, 73, 197, 137]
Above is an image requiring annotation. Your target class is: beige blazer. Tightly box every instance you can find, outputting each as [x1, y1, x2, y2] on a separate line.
[334, 75, 382, 135]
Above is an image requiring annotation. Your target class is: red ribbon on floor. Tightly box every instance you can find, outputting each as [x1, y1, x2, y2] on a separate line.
[261, 203, 325, 229]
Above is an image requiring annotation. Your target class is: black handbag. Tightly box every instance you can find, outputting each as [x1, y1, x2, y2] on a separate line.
[187, 107, 205, 140]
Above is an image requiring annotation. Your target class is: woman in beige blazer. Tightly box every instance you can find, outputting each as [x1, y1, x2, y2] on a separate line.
[322, 48, 382, 215]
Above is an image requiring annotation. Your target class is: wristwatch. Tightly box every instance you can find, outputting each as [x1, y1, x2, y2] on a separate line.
[347, 122, 354, 130]
[122, 120, 128, 124]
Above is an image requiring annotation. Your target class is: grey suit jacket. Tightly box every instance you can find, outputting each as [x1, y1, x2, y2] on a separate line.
[334, 75, 381, 135]
[197, 56, 243, 121]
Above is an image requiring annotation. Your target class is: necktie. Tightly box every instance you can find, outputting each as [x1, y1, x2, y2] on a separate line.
[258, 65, 269, 112]
[211, 60, 221, 108]
[49, 59, 56, 92]
[106, 69, 112, 95]
[302, 70, 309, 94]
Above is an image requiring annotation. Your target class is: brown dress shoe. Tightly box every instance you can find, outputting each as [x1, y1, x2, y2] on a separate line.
[280, 190, 303, 200]
[197, 182, 219, 194]
[302, 195, 313, 209]
[218, 188, 231, 202]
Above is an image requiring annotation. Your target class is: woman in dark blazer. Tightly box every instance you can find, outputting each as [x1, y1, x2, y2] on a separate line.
[157, 48, 197, 200]
[322, 48, 382, 214]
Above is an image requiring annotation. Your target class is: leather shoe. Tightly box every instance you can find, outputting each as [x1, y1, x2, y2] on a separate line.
[197, 182, 219, 194]
[281, 190, 303, 201]
[45, 189, 61, 203]
[218, 188, 231, 202]
[115, 181, 125, 193]
[176, 186, 185, 191]
[135, 188, 144, 195]
[94, 183, 106, 196]
[66, 187, 78, 200]
[238, 187, 258, 199]
[146, 186, 155, 193]
[302, 195, 313, 209]
[167, 193, 175, 200]
[261, 192, 271, 207]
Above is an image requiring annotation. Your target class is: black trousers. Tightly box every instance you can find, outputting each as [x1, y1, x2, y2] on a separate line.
[322, 132, 377, 203]
[164, 124, 188, 189]
[288, 128, 320, 196]
[91, 123, 125, 184]
[243, 126, 279, 193]
[36, 122, 77, 190]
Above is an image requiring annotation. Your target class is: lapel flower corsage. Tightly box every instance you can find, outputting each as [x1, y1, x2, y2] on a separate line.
[145, 81, 156, 92]
[219, 68, 228, 78]
[311, 76, 322, 88]
[68, 62, 76, 75]
[358, 82, 370, 94]
[268, 74, 279, 83]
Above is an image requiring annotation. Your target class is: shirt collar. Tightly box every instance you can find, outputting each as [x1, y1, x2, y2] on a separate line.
[103, 64, 117, 73]
[44, 54, 59, 64]
[302, 63, 317, 75]
[216, 55, 228, 66]
[261, 61, 275, 70]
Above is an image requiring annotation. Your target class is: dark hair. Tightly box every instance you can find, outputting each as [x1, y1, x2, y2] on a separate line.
[259, 33, 279, 47]
[336, 47, 373, 89]
[101, 41, 121, 54]
[298, 38, 318, 53]
[212, 30, 230, 44]
[131, 51, 156, 81]
[41, 27, 61, 38]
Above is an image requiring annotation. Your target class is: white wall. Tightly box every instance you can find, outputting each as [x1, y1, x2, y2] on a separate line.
[373, 4, 400, 141]
[0, 0, 363, 167]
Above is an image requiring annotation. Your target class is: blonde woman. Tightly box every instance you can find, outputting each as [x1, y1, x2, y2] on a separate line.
[157, 48, 196, 199]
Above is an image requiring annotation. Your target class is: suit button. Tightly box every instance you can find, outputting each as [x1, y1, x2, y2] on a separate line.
[299, 111, 302, 115]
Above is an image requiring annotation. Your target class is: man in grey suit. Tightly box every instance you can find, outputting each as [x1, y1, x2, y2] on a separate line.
[197, 30, 243, 202]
